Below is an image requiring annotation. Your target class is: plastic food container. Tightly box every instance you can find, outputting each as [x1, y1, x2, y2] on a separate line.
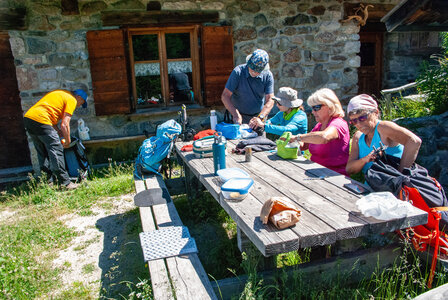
[221, 178, 254, 201]
[216, 168, 250, 182]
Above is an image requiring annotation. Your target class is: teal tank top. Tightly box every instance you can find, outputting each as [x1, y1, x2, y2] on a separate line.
[358, 121, 404, 174]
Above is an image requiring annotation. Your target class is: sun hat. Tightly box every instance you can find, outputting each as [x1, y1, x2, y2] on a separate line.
[272, 87, 303, 108]
[246, 49, 270, 73]
[73, 89, 88, 108]
[347, 94, 378, 114]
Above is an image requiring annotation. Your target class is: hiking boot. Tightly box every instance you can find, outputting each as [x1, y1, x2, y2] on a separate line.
[64, 182, 79, 190]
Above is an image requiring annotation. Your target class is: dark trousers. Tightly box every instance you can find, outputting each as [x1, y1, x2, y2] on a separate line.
[23, 117, 71, 186]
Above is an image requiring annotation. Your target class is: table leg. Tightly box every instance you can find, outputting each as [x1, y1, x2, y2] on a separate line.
[237, 227, 276, 271]
[183, 163, 205, 203]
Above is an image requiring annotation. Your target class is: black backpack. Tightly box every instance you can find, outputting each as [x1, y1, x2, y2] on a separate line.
[365, 155, 448, 230]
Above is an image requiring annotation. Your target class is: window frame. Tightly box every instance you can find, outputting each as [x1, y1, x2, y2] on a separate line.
[127, 25, 202, 109]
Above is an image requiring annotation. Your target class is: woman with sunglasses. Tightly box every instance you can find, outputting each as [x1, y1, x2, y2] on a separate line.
[345, 94, 421, 175]
[287, 88, 350, 175]
[252, 87, 307, 136]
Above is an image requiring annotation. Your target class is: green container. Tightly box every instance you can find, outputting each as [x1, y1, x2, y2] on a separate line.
[276, 132, 299, 159]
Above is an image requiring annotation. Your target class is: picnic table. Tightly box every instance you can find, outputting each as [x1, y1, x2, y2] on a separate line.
[174, 139, 428, 257]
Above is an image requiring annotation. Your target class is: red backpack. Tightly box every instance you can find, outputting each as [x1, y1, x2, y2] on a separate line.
[365, 155, 448, 287]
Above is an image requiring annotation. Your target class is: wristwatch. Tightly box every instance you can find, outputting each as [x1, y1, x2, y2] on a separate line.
[258, 114, 266, 122]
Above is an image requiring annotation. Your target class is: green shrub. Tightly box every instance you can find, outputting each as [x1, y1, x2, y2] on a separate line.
[415, 32, 448, 115]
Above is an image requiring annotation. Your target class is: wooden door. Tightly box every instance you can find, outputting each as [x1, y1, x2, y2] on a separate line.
[201, 26, 234, 106]
[358, 32, 383, 98]
[0, 32, 31, 169]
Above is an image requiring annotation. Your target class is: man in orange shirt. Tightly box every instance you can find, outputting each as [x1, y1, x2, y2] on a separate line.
[23, 89, 88, 189]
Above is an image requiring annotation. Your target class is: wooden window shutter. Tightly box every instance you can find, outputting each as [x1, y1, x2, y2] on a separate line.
[86, 29, 131, 116]
[201, 26, 234, 106]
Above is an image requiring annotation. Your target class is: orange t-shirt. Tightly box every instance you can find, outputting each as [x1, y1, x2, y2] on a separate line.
[24, 90, 77, 126]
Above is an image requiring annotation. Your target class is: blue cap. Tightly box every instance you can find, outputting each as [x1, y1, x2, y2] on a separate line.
[73, 89, 88, 108]
[246, 49, 270, 73]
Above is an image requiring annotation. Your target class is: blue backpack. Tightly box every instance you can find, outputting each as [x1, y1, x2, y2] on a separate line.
[134, 119, 182, 179]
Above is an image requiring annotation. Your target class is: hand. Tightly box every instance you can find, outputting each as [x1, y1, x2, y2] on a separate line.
[288, 136, 298, 143]
[363, 150, 377, 163]
[249, 117, 264, 129]
[233, 112, 242, 125]
[61, 139, 70, 149]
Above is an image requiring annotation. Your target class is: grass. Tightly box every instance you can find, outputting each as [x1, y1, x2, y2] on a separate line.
[0, 162, 136, 299]
[174, 191, 243, 279]
[236, 240, 448, 299]
[2, 161, 448, 299]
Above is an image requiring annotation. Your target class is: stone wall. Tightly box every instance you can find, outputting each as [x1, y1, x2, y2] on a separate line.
[382, 31, 441, 90]
[397, 111, 448, 191]
[11, 0, 432, 167]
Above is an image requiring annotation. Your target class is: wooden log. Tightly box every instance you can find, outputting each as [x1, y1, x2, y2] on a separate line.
[102, 11, 219, 26]
[212, 244, 402, 300]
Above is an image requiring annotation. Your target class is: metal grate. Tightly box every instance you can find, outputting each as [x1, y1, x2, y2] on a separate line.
[139, 226, 198, 261]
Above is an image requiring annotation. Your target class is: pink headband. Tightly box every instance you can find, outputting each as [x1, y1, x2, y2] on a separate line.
[347, 94, 378, 113]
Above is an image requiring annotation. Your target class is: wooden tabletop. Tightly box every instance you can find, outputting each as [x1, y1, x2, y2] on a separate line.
[175, 139, 428, 257]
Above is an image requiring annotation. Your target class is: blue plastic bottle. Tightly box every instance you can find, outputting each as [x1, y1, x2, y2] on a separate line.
[213, 133, 226, 175]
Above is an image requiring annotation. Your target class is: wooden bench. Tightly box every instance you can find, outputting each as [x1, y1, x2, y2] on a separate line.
[134, 175, 217, 300]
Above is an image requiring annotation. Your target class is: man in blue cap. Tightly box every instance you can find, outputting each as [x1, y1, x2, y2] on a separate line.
[221, 49, 275, 127]
[23, 88, 88, 189]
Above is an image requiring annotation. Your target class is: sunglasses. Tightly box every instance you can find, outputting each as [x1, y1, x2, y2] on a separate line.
[311, 104, 324, 112]
[349, 114, 369, 125]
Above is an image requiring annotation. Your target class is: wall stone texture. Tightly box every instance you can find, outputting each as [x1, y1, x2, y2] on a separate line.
[396, 111, 448, 191]
[6, 0, 440, 167]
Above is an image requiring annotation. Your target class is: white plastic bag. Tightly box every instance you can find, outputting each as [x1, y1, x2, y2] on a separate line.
[239, 124, 258, 139]
[78, 118, 90, 141]
[356, 192, 414, 220]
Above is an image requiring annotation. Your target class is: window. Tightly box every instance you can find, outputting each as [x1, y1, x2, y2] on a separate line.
[128, 26, 201, 108]
[87, 26, 233, 116]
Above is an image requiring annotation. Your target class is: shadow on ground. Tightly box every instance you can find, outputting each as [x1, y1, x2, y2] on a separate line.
[96, 209, 148, 299]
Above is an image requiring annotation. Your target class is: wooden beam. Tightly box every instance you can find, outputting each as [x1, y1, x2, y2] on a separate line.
[381, 0, 431, 32]
[212, 244, 402, 300]
[102, 11, 219, 27]
[393, 25, 448, 32]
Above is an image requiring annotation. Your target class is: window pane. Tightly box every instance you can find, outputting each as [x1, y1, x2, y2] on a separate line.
[136, 75, 162, 106]
[132, 34, 158, 61]
[165, 33, 190, 59]
[167, 61, 192, 74]
[168, 61, 193, 103]
[135, 62, 162, 106]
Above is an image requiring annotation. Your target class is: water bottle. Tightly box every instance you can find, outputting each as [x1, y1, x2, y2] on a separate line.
[210, 110, 217, 131]
[213, 133, 226, 175]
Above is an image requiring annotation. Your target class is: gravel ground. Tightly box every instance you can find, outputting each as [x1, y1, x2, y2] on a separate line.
[50, 193, 148, 298]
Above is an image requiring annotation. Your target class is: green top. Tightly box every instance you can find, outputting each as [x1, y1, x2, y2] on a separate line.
[283, 108, 299, 121]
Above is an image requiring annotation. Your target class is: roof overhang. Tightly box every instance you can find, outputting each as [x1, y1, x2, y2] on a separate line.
[381, 0, 448, 32]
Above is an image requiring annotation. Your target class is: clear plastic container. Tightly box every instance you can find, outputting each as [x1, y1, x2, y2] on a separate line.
[216, 168, 250, 182]
[221, 178, 254, 201]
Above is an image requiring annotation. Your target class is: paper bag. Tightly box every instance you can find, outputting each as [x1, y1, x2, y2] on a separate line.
[260, 197, 301, 229]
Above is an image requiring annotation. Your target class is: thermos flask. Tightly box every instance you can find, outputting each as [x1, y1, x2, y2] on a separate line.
[210, 110, 217, 131]
[213, 133, 226, 175]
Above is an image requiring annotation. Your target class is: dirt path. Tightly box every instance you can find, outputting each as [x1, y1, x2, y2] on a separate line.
[50, 193, 148, 298]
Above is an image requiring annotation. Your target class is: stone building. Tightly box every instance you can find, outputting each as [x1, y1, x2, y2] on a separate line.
[0, 0, 443, 173]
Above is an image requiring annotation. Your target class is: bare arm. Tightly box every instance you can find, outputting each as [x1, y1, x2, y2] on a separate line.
[378, 121, 421, 172]
[60, 113, 72, 148]
[289, 125, 339, 145]
[345, 131, 376, 175]
[221, 88, 242, 124]
[259, 93, 275, 117]
[249, 93, 275, 129]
